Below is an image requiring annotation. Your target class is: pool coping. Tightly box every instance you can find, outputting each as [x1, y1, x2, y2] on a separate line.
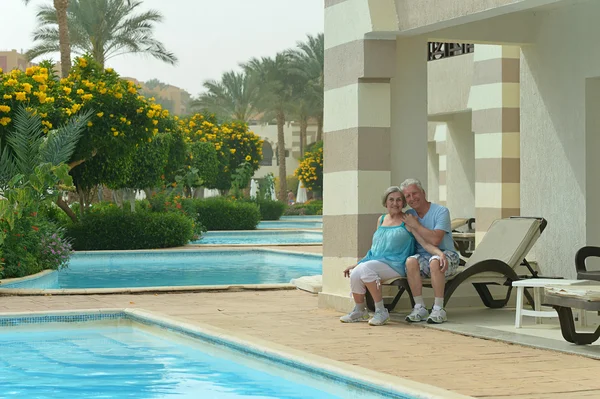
[0, 308, 474, 399]
[193, 229, 323, 246]
[0, 247, 321, 296]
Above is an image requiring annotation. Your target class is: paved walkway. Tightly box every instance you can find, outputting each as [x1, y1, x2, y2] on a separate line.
[2, 290, 600, 398]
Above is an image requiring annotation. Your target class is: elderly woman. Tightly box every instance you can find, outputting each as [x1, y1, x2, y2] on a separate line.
[340, 186, 446, 326]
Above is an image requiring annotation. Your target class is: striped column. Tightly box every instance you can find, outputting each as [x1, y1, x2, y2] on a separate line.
[469, 45, 520, 242]
[434, 124, 448, 207]
[321, 0, 426, 311]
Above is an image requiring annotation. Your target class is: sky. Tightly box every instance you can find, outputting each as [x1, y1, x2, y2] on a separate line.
[0, 0, 324, 96]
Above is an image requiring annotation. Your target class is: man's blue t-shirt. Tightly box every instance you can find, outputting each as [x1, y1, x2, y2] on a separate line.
[406, 203, 456, 256]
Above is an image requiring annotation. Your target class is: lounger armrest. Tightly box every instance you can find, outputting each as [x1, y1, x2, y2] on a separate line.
[467, 218, 475, 231]
[575, 246, 600, 274]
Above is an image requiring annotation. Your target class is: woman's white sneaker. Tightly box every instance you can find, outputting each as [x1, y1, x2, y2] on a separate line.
[368, 309, 390, 326]
[340, 309, 370, 323]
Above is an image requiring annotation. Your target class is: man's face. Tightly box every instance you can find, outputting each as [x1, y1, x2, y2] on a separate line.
[403, 184, 426, 211]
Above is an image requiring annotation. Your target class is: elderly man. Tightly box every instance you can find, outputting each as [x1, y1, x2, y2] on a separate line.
[400, 178, 460, 324]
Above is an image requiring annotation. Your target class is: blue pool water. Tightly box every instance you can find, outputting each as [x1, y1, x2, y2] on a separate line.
[193, 231, 322, 245]
[258, 221, 322, 229]
[0, 250, 322, 290]
[280, 216, 322, 222]
[0, 324, 395, 398]
[0, 314, 417, 399]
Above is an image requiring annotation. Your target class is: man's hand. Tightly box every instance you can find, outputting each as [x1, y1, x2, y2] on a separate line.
[439, 253, 448, 273]
[404, 214, 420, 229]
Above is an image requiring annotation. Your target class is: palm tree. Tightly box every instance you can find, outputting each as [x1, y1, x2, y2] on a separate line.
[27, 0, 177, 68]
[289, 33, 324, 142]
[243, 53, 294, 201]
[190, 71, 259, 123]
[23, 0, 71, 77]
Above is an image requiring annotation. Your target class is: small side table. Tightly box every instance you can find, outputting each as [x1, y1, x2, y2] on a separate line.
[512, 279, 590, 328]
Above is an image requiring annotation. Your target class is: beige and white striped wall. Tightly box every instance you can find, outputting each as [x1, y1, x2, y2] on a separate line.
[320, 0, 401, 310]
[468, 45, 521, 242]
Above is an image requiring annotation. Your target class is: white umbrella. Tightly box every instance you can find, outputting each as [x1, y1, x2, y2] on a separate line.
[249, 179, 258, 199]
[204, 188, 220, 198]
[296, 181, 308, 204]
[270, 180, 277, 201]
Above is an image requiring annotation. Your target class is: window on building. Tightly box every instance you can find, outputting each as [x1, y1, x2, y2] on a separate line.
[260, 141, 273, 166]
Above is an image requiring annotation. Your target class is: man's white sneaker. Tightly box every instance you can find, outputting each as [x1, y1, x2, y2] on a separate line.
[405, 305, 429, 322]
[427, 307, 447, 324]
[368, 309, 390, 326]
[340, 309, 370, 323]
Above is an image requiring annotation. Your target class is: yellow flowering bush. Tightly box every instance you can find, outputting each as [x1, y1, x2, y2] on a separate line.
[56, 56, 173, 190]
[179, 113, 263, 190]
[294, 141, 323, 192]
[0, 62, 59, 138]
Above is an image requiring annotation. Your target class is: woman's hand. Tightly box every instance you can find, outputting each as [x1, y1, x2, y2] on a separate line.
[343, 264, 357, 278]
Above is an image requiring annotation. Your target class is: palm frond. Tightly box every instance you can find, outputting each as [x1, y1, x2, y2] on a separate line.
[6, 107, 45, 175]
[39, 109, 93, 166]
[29, 0, 176, 67]
[0, 142, 17, 190]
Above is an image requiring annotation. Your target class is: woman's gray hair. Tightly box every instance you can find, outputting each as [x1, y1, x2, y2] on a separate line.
[382, 186, 406, 207]
[400, 178, 424, 192]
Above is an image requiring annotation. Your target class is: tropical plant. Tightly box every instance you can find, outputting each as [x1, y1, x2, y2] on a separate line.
[0, 106, 91, 246]
[191, 71, 259, 123]
[243, 53, 294, 201]
[27, 0, 177, 67]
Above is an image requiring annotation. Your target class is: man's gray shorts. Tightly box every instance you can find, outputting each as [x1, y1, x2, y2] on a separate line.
[408, 251, 460, 278]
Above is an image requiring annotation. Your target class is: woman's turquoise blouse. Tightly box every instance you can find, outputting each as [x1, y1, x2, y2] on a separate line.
[358, 215, 415, 276]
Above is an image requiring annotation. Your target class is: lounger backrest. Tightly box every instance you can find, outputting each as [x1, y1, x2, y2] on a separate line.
[451, 218, 469, 231]
[464, 218, 542, 269]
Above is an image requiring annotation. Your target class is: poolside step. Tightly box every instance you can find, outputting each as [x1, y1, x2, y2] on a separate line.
[290, 275, 322, 294]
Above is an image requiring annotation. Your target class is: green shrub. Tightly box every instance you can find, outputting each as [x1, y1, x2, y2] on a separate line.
[193, 197, 260, 230]
[66, 207, 195, 250]
[1, 215, 43, 278]
[284, 200, 323, 216]
[39, 203, 71, 228]
[255, 199, 286, 220]
[0, 212, 73, 278]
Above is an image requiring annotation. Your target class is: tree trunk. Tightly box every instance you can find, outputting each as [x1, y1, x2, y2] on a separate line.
[112, 189, 124, 208]
[56, 196, 77, 223]
[76, 187, 86, 218]
[54, 0, 71, 78]
[317, 112, 323, 142]
[300, 116, 308, 158]
[276, 110, 287, 202]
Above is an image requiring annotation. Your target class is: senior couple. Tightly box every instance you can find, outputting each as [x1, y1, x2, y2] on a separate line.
[341, 178, 459, 326]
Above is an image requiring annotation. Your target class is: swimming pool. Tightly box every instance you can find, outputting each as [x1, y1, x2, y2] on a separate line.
[193, 231, 322, 245]
[0, 310, 460, 399]
[258, 221, 322, 229]
[280, 215, 322, 222]
[0, 250, 322, 290]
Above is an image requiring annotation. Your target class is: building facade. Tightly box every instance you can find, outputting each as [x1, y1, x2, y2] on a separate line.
[321, 0, 600, 310]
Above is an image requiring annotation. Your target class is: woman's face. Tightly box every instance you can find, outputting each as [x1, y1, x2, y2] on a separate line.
[386, 192, 405, 214]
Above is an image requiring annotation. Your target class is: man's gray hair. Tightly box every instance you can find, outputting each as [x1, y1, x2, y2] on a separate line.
[400, 178, 424, 192]
[382, 186, 405, 207]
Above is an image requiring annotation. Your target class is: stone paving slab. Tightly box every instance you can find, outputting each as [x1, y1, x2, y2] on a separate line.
[1, 289, 599, 398]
